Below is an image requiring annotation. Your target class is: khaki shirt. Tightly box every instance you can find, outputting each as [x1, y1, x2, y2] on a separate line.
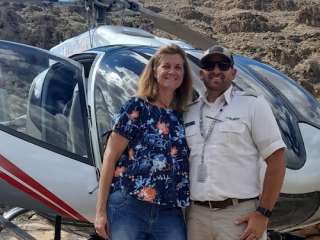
[184, 85, 286, 201]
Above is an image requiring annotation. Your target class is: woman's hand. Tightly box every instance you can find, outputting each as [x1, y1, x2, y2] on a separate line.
[95, 132, 129, 239]
[95, 213, 110, 239]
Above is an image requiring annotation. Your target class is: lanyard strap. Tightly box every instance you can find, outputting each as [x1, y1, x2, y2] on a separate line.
[199, 102, 224, 140]
[199, 87, 236, 140]
[199, 101, 225, 164]
[199, 87, 236, 164]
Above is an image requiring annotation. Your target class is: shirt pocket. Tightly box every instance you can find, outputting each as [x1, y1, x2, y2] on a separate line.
[215, 120, 247, 145]
[218, 120, 246, 134]
[184, 120, 199, 146]
[185, 120, 197, 136]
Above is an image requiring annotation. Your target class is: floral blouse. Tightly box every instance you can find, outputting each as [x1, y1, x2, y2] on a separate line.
[111, 97, 190, 207]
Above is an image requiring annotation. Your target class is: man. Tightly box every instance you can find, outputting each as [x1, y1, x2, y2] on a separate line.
[184, 45, 286, 240]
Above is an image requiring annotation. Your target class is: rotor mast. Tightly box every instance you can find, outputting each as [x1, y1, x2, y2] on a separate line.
[84, 0, 114, 26]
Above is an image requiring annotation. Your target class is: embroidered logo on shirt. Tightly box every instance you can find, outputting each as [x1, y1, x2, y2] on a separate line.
[226, 117, 240, 121]
[206, 116, 223, 122]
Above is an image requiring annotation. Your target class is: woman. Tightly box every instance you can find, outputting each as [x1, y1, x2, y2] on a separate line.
[95, 44, 193, 240]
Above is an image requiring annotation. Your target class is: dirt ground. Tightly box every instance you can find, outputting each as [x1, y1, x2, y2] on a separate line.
[0, 213, 88, 240]
[0, 212, 320, 240]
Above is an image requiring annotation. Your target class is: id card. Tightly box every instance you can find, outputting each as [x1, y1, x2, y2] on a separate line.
[197, 162, 207, 182]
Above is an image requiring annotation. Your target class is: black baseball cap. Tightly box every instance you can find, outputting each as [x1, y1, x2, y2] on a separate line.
[201, 45, 234, 67]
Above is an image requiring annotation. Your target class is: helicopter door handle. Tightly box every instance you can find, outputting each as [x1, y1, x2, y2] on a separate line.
[88, 184, 99, 194]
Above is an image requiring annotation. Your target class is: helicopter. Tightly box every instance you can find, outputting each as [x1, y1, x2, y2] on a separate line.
[0, 1, 320, 240]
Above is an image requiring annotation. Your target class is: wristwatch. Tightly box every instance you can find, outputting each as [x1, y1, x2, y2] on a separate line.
[256, 206, 272, 218]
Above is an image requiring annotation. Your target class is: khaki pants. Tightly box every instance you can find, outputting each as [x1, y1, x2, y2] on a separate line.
[187, 200, 267, 240]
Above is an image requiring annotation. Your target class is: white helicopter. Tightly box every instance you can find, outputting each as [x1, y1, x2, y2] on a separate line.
[0, 1, 320, 240]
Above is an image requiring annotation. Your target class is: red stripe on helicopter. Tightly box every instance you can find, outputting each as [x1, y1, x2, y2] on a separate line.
[0, 154, 87, 221]
[0, 171, 75, 219]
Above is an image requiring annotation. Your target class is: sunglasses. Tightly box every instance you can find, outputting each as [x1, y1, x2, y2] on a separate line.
[202, 61, 232, 71]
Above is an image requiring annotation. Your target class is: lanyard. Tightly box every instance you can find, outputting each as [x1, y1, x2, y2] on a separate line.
[199, 101, 225, 164]
[196, 88, 238, 182]
[199, 102, 225, 140]
[198, 87, 235, 164]
[199, 87, 236, 140]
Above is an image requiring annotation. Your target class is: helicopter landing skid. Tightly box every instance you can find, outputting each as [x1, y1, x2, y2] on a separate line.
[0, 214, 36, 240]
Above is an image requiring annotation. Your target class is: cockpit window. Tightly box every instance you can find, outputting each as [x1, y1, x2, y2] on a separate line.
[94, 50, 148, 151]
[0, 42, 89, 162]
[234, 61, 306, 170]
[247, 64, 320, 129]
[132, 47, 156, 57]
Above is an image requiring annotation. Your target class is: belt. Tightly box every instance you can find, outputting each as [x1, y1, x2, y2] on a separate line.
[193, 197, 258, 209]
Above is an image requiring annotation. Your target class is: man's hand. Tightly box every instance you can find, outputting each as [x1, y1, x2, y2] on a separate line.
[235, 211, 268, 240]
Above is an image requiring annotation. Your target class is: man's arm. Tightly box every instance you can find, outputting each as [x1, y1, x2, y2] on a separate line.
[237, 148, 286, 240]
[259, 148, 286, 211]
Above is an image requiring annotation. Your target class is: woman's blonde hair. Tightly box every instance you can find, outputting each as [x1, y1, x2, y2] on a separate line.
[137, 44, 193, 113]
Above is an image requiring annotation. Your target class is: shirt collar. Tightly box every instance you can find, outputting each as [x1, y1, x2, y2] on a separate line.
[201, 84, 233, 106]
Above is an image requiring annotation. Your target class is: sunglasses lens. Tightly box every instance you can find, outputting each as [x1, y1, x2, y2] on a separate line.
[203, 61, 231, 71]
[217, 62, 231, 71]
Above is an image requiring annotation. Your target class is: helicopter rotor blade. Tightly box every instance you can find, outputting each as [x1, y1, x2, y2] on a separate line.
[134, 3, 216, 49]
[22, 0, 216, 49]
[93, 0, 114, 8]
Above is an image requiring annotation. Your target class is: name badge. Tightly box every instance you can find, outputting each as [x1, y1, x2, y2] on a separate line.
[197, 162, 207, 182]
[184, 121, 195, 127]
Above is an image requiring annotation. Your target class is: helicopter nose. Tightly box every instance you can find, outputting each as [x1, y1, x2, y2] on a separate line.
[281, 122, 320, 192]
[298, 123, 320, 171]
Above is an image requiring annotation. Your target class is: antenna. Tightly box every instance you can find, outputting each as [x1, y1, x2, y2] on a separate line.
[93, 0, 114, 25]
[84, 0, 94, 48]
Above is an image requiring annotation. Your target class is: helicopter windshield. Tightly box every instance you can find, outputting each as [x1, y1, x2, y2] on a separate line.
[93, 49, 148, 152]
[247, 63, 320, 129]
[91, 46, 317, 171]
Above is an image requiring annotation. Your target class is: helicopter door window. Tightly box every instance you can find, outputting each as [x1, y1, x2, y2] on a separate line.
[70, 53, 97, 79]
[31, 62, 89, 159]
[0, 42, 89, 163]
[93, 50, 148, 155]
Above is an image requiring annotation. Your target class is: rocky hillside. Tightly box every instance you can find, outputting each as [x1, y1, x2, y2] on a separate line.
[0, 1, 87, 49]
[141, 0, 320, 98]
[0, 0, 319, 98]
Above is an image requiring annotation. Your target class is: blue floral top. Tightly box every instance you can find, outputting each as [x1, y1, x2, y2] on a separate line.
[111, 97, 190, 207]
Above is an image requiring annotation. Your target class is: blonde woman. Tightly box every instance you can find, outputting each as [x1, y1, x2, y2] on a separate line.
[95, 44, 193, 240]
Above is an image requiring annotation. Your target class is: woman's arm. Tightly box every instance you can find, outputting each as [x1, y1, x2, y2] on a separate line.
[95, 132, 129, 239]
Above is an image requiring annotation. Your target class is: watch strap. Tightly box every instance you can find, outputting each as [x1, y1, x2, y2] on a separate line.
[256, 206, 272, 218]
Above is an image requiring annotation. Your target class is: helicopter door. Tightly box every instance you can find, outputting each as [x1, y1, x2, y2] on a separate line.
[0, 41, 97, 222]
[87, 49, 148, 166]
